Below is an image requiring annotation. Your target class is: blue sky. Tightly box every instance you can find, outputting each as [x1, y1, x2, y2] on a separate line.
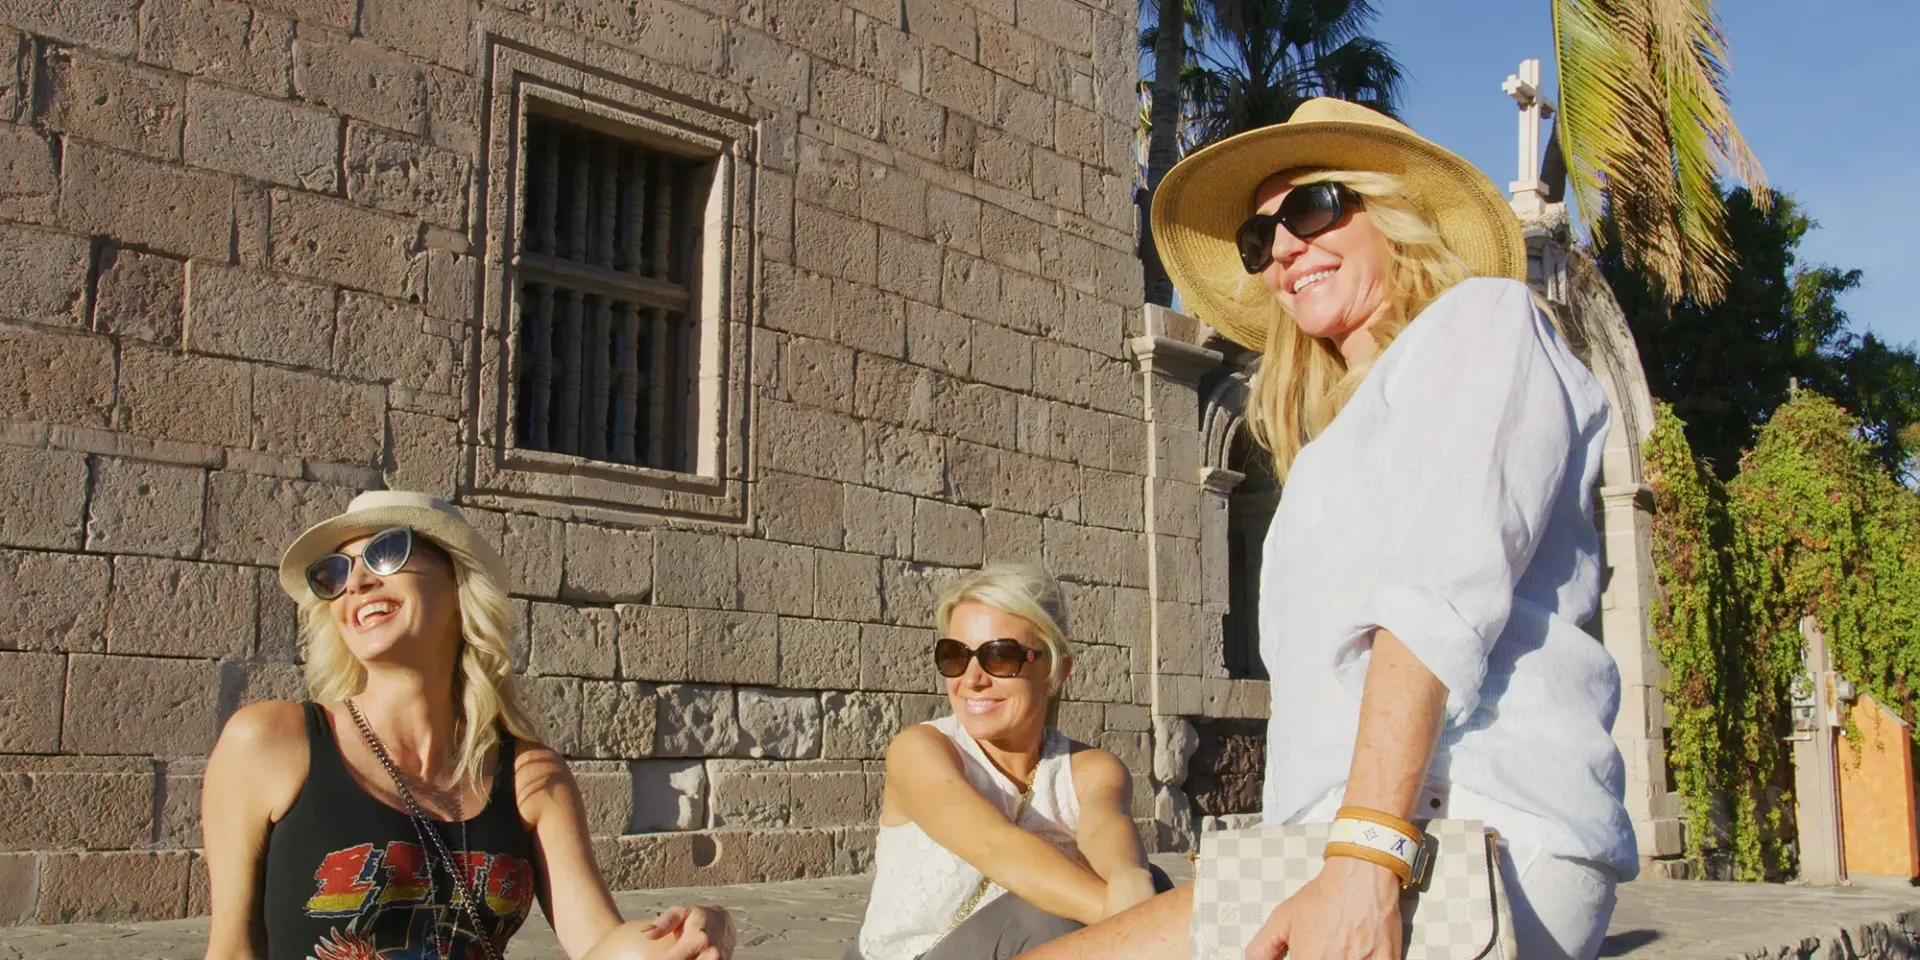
[1370, 0, 1920, 347]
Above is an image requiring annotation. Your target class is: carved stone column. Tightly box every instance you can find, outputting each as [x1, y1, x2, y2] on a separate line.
[1597, 482, 1685, 864]
[1129, 304, 1224, 849]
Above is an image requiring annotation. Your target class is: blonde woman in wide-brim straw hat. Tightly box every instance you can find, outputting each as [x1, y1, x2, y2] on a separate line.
[203, 490, 737, 960]
[1150, 96, 1527, 353]
[1017, 100, 1636, 960]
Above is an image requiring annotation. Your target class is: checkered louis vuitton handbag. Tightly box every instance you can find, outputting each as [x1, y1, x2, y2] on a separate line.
[1189, 820, 1517, 960]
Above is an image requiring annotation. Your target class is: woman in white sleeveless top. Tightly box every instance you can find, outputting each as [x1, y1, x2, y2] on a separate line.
[849, 565, 1167, 960]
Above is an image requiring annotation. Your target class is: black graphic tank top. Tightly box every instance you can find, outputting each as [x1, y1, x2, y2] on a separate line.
[262, 702, 540, 960]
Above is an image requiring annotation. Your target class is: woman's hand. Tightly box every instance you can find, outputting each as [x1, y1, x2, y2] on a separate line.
[1100, 867, 1160, 920]
[1243, 856, 1403, 960]
[643, 904, 735, 960]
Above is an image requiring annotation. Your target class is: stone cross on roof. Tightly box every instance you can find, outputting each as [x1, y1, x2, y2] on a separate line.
[1502, 58, 1557, 219]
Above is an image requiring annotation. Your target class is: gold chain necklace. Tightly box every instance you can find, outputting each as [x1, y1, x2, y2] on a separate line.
[345, 700, 497, 960]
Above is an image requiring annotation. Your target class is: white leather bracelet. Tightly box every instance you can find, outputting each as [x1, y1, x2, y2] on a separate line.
[1328, 816, 1421, 872]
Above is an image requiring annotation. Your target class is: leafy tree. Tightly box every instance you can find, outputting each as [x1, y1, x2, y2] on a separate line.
[1821, 328, 1920, 479]
[1647, 391, 1920, 878]
[1598, 186, 1920, 480]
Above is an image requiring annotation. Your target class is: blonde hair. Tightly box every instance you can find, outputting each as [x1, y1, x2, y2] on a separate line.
[300, 533, 539, 787]
[1243, 169, 1475, 478]
[935, 564, 1074, 688]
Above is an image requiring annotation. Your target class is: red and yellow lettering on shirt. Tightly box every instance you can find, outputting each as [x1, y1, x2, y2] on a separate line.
[447, 851, 490, 913]
[375, 841, 432, 907]
[306, 844, 381, 916]
[483, 853, 535, 919]
[306, 842, 535, 924]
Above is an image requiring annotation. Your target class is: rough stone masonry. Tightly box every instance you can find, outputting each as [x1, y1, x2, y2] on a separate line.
[0, 0, 1275, 926]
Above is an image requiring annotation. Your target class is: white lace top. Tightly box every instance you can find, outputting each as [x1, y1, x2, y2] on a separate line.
[854, 714, 1084, 960]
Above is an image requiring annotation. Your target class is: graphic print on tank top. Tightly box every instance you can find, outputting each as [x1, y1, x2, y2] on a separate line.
[300, 840, 536, 960]
[262, 703, 541, 960]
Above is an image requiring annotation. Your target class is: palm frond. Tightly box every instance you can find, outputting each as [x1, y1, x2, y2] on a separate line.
[1554, 0, 1768, 304]
[1286, 0, 1381, 52]
[1177, 0, 1404, 151]
[1313, 37, 1405, 118]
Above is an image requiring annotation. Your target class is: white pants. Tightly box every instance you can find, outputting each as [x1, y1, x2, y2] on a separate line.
[1293, 783, 1618, 960]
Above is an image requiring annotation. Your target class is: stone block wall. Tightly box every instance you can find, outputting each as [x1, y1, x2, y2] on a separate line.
[0, 0, 1157, 924]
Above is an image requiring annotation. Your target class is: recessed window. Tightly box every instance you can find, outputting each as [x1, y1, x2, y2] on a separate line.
[1222, 428, 1276, 681]
[514, 116, 703, 472]
[475, 44, 752, 521]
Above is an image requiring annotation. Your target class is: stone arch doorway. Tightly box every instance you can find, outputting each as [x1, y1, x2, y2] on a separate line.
[1530, 223, 1682, 868]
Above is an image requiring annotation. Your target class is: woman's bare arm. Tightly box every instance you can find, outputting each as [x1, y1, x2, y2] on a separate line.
[1068, 750, 1157, 918]
[1341, 629, 1447, 820]
[518, 745, 734, 960]
[1242, 628, 1447, 960]
[1008, 630, 1450, 960]
[516, 745, 627, 958]
[885, 725, 1111, 925]
[202, 702, 309, 960]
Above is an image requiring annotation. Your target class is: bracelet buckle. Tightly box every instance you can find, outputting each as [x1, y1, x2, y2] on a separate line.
[1404, 832, 1436, 890]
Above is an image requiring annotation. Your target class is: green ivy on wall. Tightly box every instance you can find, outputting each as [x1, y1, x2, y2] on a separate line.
[1646, 391, 1920, 880]
[1643, 404, 1743, 871]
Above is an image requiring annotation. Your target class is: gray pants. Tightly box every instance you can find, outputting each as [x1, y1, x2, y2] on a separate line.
[845, 865, 1174, 960]
[917, 891, 1085, 960]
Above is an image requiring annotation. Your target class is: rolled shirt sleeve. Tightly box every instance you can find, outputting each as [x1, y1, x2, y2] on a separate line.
[1327, 279, 1585, 722]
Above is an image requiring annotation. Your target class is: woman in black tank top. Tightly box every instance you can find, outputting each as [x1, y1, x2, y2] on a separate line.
[201, 491, 734, 960]
[258, 702, 539, 960]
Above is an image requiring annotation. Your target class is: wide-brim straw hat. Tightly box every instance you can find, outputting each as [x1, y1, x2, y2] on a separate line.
[1150, 97, 1528, 353]
[277, 490, 507, 602]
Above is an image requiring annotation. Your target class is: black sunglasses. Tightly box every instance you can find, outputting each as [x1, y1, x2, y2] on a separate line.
[305, 526, 415, 601]
[1234, 181, 1364, 274]
[934, 637, 1048, 679]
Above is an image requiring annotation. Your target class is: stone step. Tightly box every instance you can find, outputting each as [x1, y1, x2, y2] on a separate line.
[4, 855, 1918, 960]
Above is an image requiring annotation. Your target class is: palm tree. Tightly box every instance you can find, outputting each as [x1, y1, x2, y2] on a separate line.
[1554, 0, 1767, 303]
[1141, 0, 1190, 307]
[1136, 0, 1766, 309]
[1136, 0, 1404, 306]
[1180, 0, 1405, 148]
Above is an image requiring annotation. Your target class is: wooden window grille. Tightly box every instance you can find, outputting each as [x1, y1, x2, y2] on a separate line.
[514, 115, 702, 471]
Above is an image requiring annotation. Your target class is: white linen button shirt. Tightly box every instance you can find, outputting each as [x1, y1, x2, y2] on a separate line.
[1259, 276, 1639, 878]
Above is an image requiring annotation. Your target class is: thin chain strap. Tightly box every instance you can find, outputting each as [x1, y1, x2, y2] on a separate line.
[345, 700, 500, 960]
[940, 785, 1035, 939]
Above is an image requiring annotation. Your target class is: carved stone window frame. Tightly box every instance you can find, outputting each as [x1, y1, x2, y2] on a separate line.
[470, 42, 752, 523]
[1130, 308, 1270, 723]
[1197, 365, 1274, 698]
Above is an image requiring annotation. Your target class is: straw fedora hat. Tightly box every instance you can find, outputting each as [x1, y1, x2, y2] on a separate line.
[278, 491, 508, 601]
[1150, 97, 1527, 353]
